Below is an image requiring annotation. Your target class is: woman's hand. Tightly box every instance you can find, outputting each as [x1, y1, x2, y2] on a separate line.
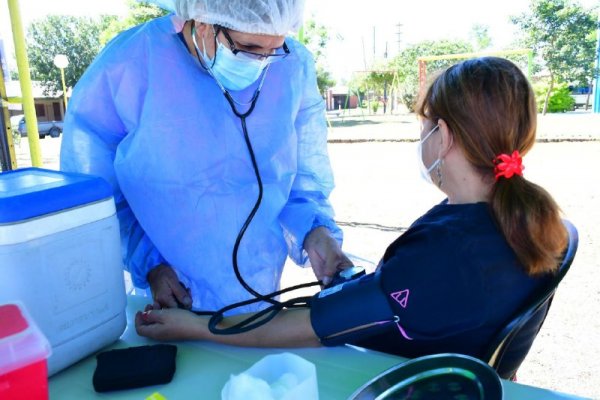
[135, 305, 205, 341]
[147, 264, 193, 309]
[304, 227, 353, 286]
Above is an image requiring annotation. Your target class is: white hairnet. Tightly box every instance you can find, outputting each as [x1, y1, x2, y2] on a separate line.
[142, 0, 305, 35]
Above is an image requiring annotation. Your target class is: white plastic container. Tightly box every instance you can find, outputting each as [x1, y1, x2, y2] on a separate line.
[0, 301, 52, 399]
[0, 168, 126, 376]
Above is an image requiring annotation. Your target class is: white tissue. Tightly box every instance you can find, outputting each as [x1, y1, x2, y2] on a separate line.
[221, 373, 272, 400]
[221, 353, 318, 400]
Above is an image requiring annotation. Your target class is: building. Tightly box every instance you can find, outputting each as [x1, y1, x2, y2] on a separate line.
[325, 85, 358, 111]
[5, 80, 67, 122]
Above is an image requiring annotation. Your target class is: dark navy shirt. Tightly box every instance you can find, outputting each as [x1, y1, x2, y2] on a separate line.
[311, 201, 552, 360]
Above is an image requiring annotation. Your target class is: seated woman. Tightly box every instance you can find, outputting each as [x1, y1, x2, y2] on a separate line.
[135, 57, 567, 363]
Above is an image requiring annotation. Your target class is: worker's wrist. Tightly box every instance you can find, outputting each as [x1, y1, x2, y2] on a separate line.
[305, 215, 343, 249]
[304, 226, 331, 251]
[146, 263, 170, 283]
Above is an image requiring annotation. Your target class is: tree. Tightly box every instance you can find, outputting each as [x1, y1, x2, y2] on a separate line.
[389, 40, 474, 111]
[100, 0, 168, 46]
[299, 19, 336, 95]
[316, 66, 335, 94]
[363, 65, 395, 114]
[512, 0, 598, 114]
[26, 15, 113, 95]
[469, 24, 492, 51]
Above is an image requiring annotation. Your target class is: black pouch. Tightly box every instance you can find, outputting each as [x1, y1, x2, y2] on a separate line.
[92, 344, 177, 392]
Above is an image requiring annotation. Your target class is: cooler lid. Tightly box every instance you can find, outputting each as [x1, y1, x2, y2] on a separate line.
[0, 168, 113, 223]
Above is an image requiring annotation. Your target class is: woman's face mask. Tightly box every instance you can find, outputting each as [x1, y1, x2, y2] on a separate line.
[417, 124, 441, 185]
[201, 33, 267, 91]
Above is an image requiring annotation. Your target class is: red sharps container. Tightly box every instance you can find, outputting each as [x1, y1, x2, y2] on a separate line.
[0, 302, 51, 400]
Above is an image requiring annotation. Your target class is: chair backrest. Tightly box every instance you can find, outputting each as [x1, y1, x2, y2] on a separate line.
[484, 219, 578, 380]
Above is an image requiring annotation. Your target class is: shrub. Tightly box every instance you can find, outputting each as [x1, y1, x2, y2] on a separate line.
[371, 101, 380, 113]
[533, 81, 575, 113]
[400, 88, 418, 112]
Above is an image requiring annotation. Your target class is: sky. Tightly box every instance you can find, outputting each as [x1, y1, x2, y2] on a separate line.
[1, 0, 598, 82]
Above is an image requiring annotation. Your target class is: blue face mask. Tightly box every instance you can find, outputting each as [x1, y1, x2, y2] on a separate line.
[200, 36, 267, 91]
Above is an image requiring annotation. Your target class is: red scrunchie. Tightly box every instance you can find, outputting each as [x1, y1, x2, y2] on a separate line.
[493, 150, 524, 180]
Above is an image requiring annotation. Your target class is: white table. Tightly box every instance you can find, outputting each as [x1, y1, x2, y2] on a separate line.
[49, 296, 586, 399]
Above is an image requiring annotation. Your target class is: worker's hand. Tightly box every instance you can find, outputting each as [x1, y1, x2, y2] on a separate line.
[147, 264, 193, 310]
[304, 226, 353, 286]
[135, 305, 204, 341]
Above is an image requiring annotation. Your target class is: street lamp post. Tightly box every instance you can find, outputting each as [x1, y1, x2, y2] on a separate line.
[53, 54, 69, 111]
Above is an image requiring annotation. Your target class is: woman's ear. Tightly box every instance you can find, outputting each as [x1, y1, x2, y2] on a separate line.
[437, 119, 454, 158]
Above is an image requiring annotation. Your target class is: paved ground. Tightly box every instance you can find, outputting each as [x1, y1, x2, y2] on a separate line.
[9, 111, 600, 399]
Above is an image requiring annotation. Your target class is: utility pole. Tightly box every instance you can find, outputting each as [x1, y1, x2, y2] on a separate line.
[394, 23, 403, 115]
[361, 37, 367, 71]
[373, 26, 376, 64]
[396, 22, 402, 53]
[8, 0, 42, 166]
[361, 36, 371, 114]
[383, 42, 388, 114]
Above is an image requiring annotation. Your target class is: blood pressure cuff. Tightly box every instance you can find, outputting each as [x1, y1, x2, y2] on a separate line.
[310, 272, 397, 346]
[93, 344, 177, 392]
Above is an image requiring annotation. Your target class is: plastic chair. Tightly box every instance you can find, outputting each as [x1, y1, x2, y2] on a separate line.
[350, 353, 503, 400]
[484, 219, 578, 380]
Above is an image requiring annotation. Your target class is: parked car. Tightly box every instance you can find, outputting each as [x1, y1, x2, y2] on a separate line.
[17, 117, 63, 138]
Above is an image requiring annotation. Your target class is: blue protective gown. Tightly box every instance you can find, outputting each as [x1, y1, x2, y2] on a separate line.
[60, 15, 341, 312]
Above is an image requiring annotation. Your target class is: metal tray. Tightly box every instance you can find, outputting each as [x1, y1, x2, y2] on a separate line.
[349, 353, 503, 400]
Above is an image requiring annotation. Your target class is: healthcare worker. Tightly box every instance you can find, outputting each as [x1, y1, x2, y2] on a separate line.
[136, 57, 569, 378]
[60, 0, 351, 313]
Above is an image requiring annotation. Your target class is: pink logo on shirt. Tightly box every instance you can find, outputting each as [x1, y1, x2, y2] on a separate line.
[391, 289, 410, 308]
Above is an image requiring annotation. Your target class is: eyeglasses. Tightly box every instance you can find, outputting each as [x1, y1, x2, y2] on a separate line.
[215, 25, 290, 63]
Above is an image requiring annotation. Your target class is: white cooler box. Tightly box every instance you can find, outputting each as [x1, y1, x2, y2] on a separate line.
[0, 167, 126, 376]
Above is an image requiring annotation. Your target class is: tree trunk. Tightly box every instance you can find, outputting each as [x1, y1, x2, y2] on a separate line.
[543, 72, 554, 115]
[584, 79, 593, 111]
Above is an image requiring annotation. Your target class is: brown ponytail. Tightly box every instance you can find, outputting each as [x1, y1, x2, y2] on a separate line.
[417, 57, 567, 276]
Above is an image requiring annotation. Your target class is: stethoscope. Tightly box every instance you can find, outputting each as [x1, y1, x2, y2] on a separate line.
[190, 22, 322, 334]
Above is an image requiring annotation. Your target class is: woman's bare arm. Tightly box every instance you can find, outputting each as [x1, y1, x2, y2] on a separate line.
[135, 306, 321, 348]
